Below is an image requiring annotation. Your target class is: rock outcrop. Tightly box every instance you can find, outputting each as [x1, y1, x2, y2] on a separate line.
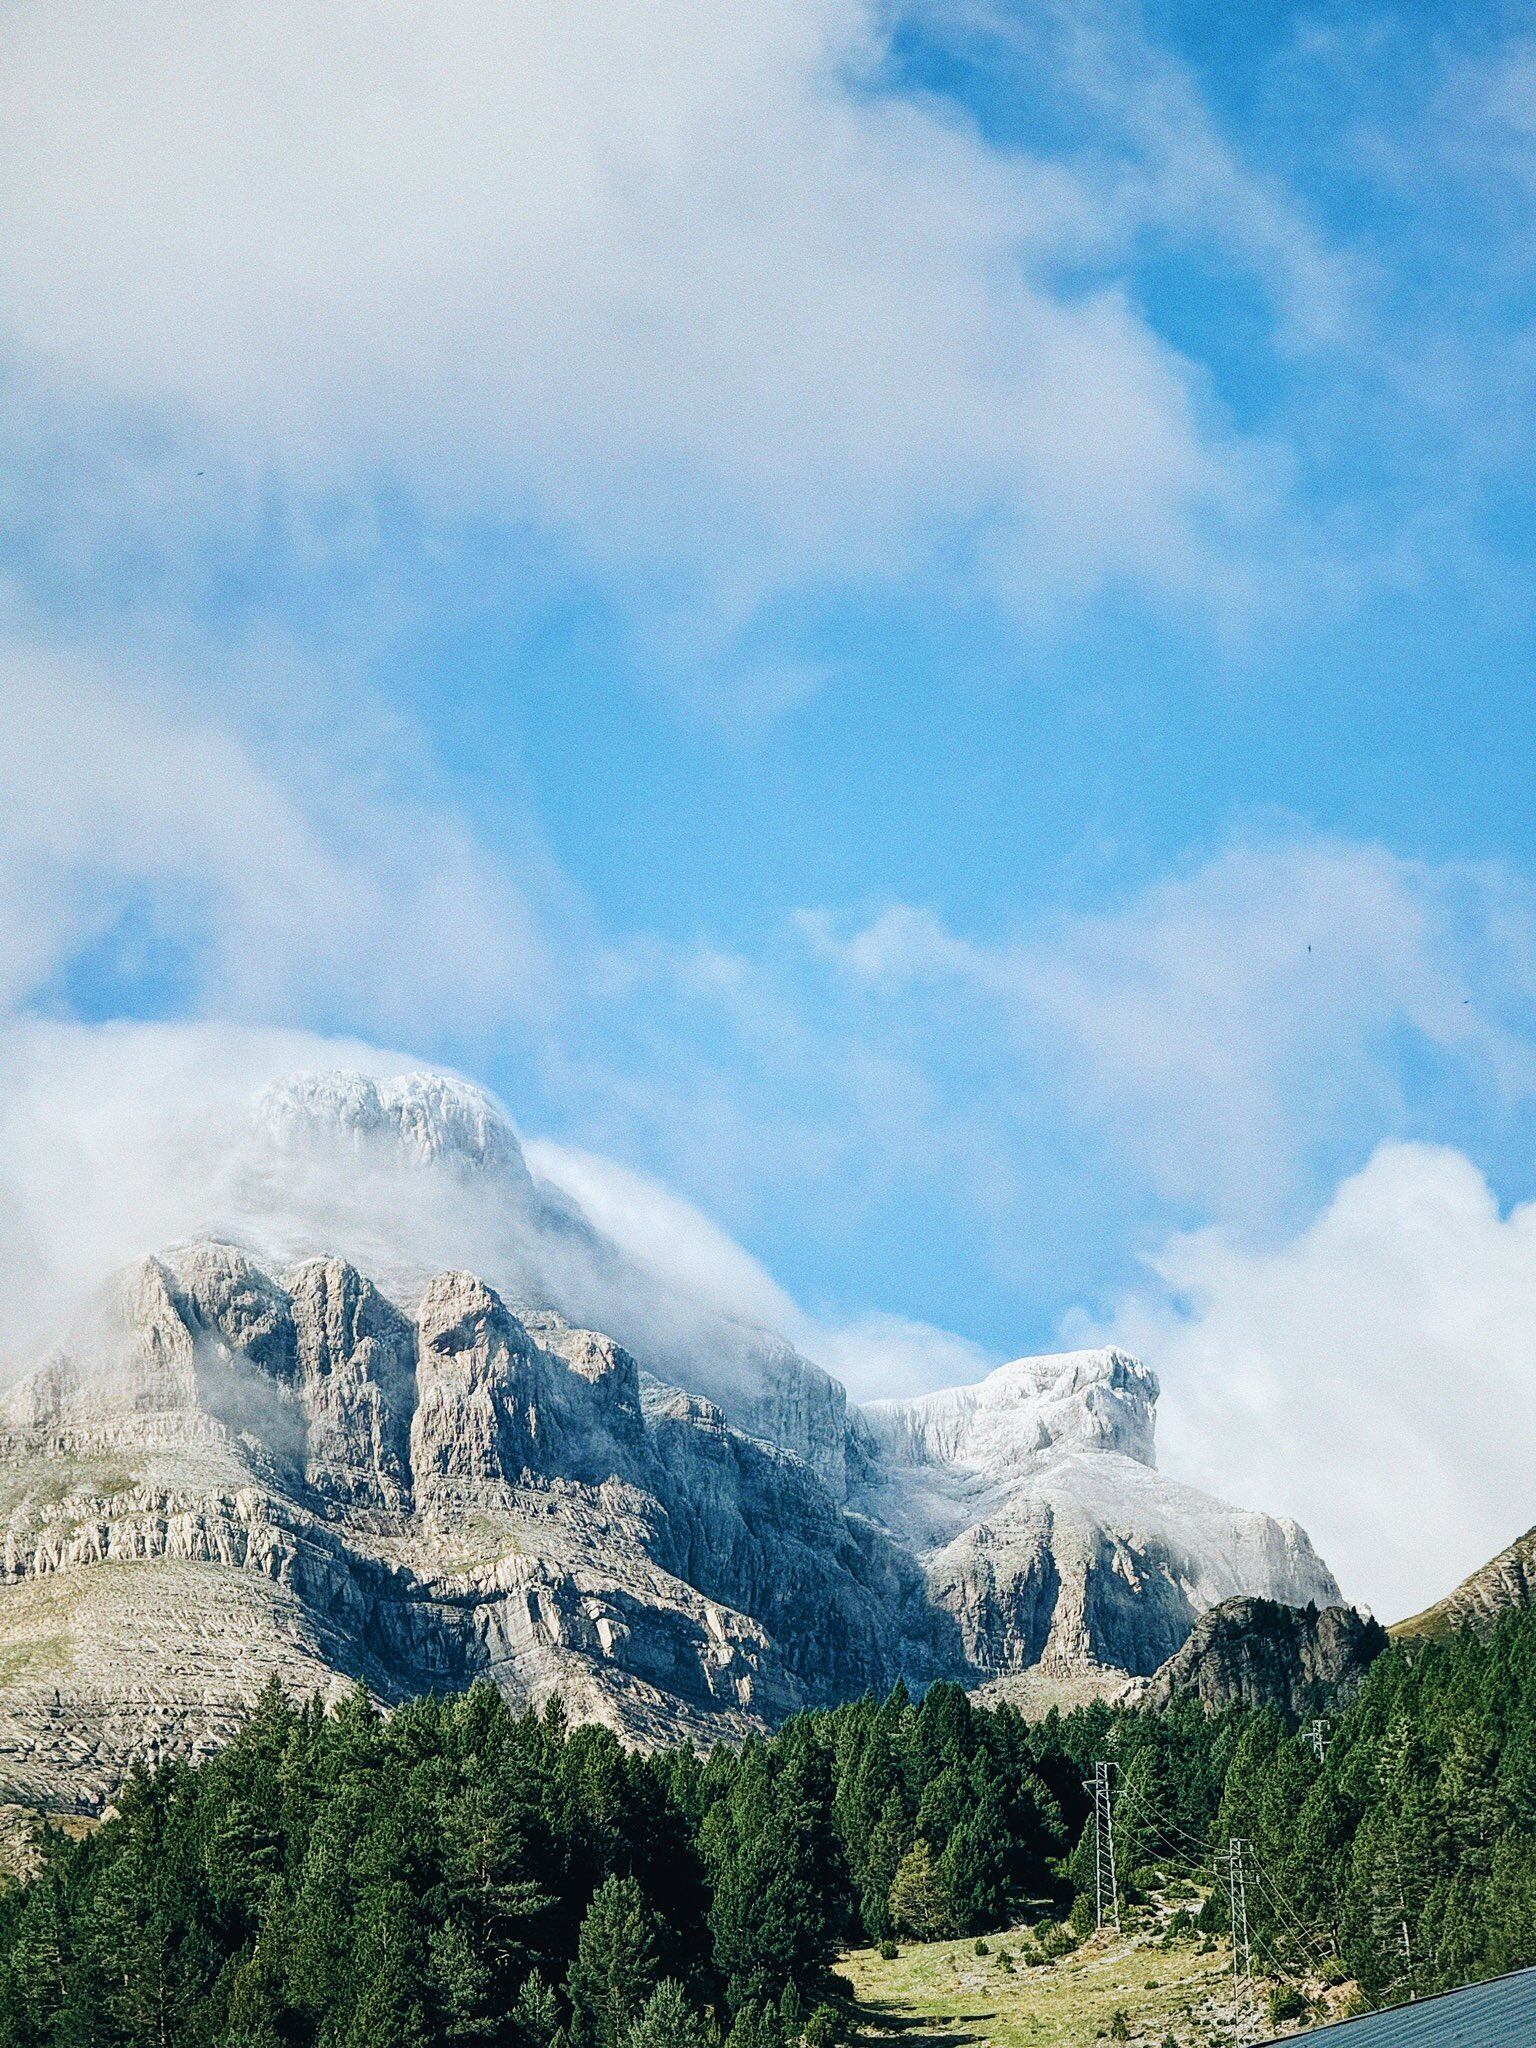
[0, 1239, 957, 1808]
[1130, 1596, 1387, 1716]
[0, 1067, 1347, 1805]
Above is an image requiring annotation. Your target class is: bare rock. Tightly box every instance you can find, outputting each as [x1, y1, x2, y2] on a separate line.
[1394, 1525, 1536, 1642]
[410, 1272, 541, 1502]
[1131, 1596, 1387, 1715]
[289, 1258, 416, 1509]
[854, 1350, 1341, 1683]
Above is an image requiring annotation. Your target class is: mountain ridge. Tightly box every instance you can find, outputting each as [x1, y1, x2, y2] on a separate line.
[1393, 1524, 1536, 1642]
[0, 1068, 1344, 1807]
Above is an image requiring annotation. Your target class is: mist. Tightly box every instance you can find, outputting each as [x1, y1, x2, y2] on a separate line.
[0, 1016, 1003, 1420]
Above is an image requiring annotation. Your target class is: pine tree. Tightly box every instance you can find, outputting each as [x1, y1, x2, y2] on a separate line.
[724, 2003, 786, 2048]
[705, 1751, 835, 2011]
[429, 1918, 498, 2042]
[938, 1809, 1007, 1934]
[223, 1934, 289, 2048]
[888, 1839, 955, 1941]
[511, 1970, 564, 2048]
[857, 1792, 909, 1941]
[565, 1876, 662, 2048]
[623, 1978, 717, 2048]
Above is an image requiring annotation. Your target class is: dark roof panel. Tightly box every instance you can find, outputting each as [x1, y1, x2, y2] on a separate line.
[1264, 1966, 1536, 2044]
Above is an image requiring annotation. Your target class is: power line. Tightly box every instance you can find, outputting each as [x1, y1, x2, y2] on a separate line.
[1245, 1854, 1337, 1981]
[1115, 1782, 1209, 1878]
[1115, 1778, 1340, 1993]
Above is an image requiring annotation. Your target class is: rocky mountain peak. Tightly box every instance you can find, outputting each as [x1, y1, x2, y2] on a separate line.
[1393, 1525, 1536, 1642]
[253, 1070, 535, 1190]
[1131, 1595, 1388, 1716]
[860, 1345, 1158, 1476]
[0, 1066, 1350, 1809]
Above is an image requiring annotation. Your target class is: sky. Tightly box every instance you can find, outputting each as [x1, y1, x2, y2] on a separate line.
[3, 0, 1536, 1618]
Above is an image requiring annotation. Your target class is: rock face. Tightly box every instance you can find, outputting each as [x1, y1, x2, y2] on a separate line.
[0, 1068, 1346, 1807]
[1394, 1527, 1536, 1643]
[853, 1350, 1341, 1691]
[0, 1238, 957, 1809]
[1130, 1596, 1387, 1716]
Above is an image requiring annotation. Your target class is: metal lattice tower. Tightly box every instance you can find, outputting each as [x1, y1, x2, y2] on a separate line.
[1223, 1837, 1253, 2028]
[1306, 1718, 1331, 1764]
[1091, 1761, 1120, 1934]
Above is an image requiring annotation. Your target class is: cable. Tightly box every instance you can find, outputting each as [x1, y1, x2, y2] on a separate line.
[1115, 1786, 1211, 1881]
[1244, 1855, 1338, 1981]
[1115, 1781, 1340, 1988]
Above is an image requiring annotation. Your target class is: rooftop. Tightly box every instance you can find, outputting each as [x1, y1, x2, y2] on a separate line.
[1266, 1968, 1536, 2045]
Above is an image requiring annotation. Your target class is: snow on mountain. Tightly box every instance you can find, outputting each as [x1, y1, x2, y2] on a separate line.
[853, 1345, 1340, 1691]
[0, 1067, 1348, 1802]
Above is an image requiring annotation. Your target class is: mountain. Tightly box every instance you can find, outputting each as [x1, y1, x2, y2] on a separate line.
[0, 1069, 1343, 1808]
[1393, 1526, 1536, 1642]
[855, 1355, 1337, 1699]
[1127, 1594, 1387, 1715]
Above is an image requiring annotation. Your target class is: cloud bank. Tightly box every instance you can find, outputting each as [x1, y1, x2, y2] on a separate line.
[0, 627, 558, 1034]
[528, 1136, 995, 1402]
[3, 1000, 1536, 1617]
[0, 1016, 993, 1418]
[0, 0, 1271, 671]
[804, 837, 1536, 1229]
[1105, 1142, 1536, 1623]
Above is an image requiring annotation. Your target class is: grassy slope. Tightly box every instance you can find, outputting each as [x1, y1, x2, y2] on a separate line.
[844, 1924, 1306, 2048]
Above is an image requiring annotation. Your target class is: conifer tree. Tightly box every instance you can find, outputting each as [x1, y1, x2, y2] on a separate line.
[623, 1978, 717, 2048]
[565, 1875, 662, 2048]
[511, 1970, 564, 2048]
[888, 1839, 955, 1941]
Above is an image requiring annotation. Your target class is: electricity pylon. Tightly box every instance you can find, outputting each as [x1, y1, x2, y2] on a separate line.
[1091, 1760, 1120, 1934]
[1222, 1837, 1253, 2030]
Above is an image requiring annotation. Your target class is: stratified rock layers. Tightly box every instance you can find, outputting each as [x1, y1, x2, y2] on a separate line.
[0, 1241, 956, 1808]
[854, 1351, 1341, 1687]
[0, 1071, 1347, 1806]
[1393, 1525, 1536, 1642]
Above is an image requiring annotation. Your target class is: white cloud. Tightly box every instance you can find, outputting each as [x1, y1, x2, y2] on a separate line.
[527, 1134, 997, 1400]
[0, 0, 1273, 659]
[0, 1017, 416, 1358]
[525, 1138, 802, 1337]
[807, 837, 1536, 1224]
[0, 629, 555, 1034]
[811, 1311, 997, 1404]
[1102, 1141, 1536, 1623]
[947, 0, 1357, 354]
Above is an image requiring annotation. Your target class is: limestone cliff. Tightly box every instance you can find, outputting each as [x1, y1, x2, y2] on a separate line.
[0, 1068, 1348, 1804]
[0, 1241, 956, 1809]
[1394, 1526, 1536, 1642]
[854, 1349, 1340, 1691]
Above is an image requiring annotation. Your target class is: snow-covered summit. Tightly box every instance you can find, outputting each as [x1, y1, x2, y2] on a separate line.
[252, 1071, 534, 1188]
[0, 1060, 1350, 1757]
[850, 1343, 1339, 1688]
[861, 1346, 1157, 1474]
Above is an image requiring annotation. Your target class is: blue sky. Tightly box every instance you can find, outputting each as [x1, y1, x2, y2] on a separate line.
[4, 0, 1536, 1610]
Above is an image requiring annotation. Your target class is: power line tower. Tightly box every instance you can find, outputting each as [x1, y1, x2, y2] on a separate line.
[1090, 1760, 1120, 1934]
[1306, 1718, 1331, 1764]
[1223, 1837, 1254, 2032]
